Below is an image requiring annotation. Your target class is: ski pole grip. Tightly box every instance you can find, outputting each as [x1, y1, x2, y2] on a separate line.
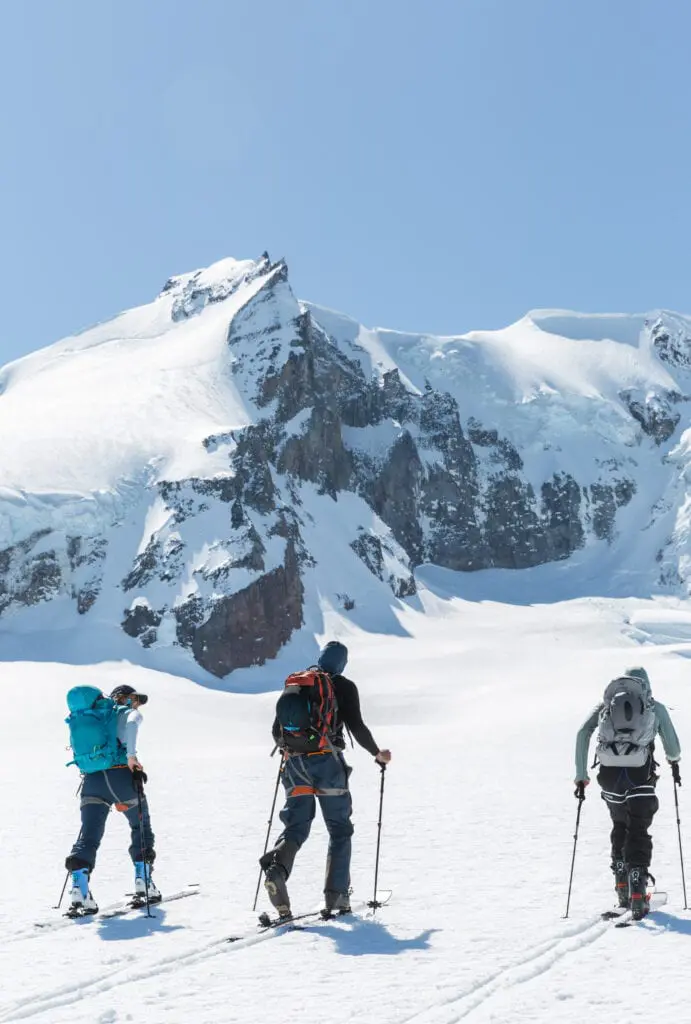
[574, 781, 585, 801]
[672, 761, 682, 786]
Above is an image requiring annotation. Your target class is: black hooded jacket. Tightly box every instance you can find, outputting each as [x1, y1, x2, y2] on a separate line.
[272, 673, 379, 757]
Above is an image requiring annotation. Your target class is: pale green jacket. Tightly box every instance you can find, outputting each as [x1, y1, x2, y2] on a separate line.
[575, 700, 681, 781]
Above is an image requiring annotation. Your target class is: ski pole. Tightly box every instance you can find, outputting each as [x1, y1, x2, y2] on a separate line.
[563, 782, 585, 919]
[134, 772, 153, 918]
[253, 759, 284, 911]
[56, 822, 83, 910]
[671, 762, 688, 910]
[54, 870, 70, 910]
[367, 763, 387, 913]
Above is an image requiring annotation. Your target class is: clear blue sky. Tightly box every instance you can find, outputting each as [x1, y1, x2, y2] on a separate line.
[1, 0, 689, 363]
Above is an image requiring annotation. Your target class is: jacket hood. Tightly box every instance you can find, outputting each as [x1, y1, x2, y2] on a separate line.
[624, 666, 652, 698]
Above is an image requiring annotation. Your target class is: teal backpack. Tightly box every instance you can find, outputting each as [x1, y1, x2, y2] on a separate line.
[65, 685, 129, 773]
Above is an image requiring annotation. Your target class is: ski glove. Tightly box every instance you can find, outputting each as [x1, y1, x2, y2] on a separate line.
[132, 766, 148, 787]
[574, 781, 587, 800]
[671, 761, 682, 786]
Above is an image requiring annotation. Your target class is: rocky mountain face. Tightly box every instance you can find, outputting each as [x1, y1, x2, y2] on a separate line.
[1, 255, 691, 677]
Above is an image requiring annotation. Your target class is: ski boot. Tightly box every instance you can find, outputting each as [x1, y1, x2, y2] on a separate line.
[67, 868, 98, 916]
[321, 889, 352, 919]
[628, 866, 650, 920]
[263, 862, 292, 920]
[134, 861, 162, 904]
[613, 859, 629, 908]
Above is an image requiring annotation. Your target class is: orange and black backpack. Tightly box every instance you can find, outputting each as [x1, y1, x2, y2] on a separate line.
[275, 668, 338, 753]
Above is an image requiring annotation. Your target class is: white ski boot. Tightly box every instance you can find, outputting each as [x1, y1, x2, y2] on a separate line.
[68, 868, 98, 916]
[134, 861, 162, 903]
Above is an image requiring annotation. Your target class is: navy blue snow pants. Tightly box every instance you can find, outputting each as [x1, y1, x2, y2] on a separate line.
[271, 752, 354, 895]
[66, 767, 156, 873]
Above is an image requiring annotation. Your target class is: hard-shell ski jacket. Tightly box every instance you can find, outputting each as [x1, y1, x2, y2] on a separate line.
[575, 699, 681, 781]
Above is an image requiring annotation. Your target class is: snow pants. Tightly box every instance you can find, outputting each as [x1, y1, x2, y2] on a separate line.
[66, 767, 156, 873]
[597, 758, 659, 869]
[267, 752, 353, 895]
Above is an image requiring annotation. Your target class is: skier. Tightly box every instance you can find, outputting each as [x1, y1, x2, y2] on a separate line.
[260, 640, 391, 920]
[64, 683, 160, 914]
[574, 666, 681, 919]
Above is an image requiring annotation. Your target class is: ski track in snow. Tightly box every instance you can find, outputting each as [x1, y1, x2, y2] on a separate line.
[0, 920, 292, 1022]
[395, 914, 618, 1023]
[0, 912, 605, 1024]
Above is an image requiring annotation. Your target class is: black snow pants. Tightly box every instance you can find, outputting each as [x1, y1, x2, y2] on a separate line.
[597, 756, 659, 870]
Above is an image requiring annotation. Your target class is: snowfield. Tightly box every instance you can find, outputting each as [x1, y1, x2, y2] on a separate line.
[2, 580, 691, 1023]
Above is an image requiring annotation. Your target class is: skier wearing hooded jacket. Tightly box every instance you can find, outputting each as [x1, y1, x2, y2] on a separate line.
[260, 641, 391, 920]
[574, 666, 681, 918]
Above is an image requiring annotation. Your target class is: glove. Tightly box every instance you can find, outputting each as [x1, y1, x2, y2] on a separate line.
[671, 761, 682, 786]
[574, 780, 588, 800]
[132, 766, 148, 787]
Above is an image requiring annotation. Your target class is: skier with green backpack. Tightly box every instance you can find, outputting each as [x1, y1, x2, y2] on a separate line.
[574, 666, 681, 919]
[63, 684, 160, 915]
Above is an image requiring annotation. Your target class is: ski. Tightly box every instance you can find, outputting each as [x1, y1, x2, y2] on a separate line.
[99, 887, 201, 919]
[34, 886, 200, 928]
[614, 890, 668, 927]
[601, 907, 630, 921]
[225, 891, 392, 943]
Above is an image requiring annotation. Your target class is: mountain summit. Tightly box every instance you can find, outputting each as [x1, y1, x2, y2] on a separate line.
[1, 253, 690, 677]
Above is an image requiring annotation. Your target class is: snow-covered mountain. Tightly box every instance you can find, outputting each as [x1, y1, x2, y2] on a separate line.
[2, 252, 691, 678]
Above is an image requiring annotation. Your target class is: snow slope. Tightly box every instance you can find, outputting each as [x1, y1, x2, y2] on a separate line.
[4, 254, 691, 683]
[1, 591, 691, 1023]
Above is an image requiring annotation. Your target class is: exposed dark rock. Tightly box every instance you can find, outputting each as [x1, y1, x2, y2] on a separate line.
[620, 388, 682, 445]
[277, 405, 353, 497]
[482, 476, 544, 568]
[184, 539, 304, 677]
[540, 473, 585, 561]
[589, 479, 636, 542]
[122, 603, 163, 648]
[0, 529, 62, 615]
[363, 431, 425, 564]
[651, 319, 691, 368]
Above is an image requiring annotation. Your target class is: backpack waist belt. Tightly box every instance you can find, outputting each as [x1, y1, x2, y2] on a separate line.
[288, 784, 349, 798]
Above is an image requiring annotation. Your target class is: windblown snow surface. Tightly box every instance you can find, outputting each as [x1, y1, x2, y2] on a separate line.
[3, 262, 691, 1021]
[2, 581, 691, 1023]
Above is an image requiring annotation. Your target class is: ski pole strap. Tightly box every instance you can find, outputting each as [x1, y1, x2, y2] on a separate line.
[574, 781, 586, 801]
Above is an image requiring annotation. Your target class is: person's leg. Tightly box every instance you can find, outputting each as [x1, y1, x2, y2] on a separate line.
[261, 757, 317, 877]
[260, 757, 317, 915]
[65, 773, 112, 872]
[99, 767, 156, 864]
[598, 765, 629, 906]
[314, 755, 353, 905]
[624, 787, 659, 871]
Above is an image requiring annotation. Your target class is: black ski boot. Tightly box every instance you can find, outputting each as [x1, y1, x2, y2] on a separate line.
[263, 863, 291, 920]
[613, 859, 629, 908]
[321, 889, 352, 919]
[628, 866, 650, 920]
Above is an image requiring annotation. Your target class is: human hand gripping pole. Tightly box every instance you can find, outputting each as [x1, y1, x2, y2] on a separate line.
[563, 781, 586, 918]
